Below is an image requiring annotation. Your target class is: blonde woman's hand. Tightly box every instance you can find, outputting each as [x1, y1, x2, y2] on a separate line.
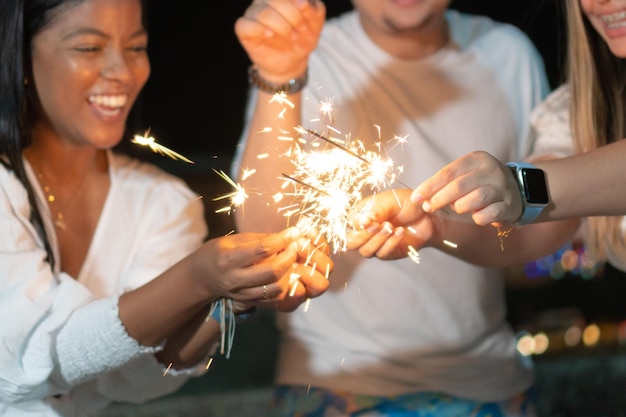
[412, 151, 523, 227]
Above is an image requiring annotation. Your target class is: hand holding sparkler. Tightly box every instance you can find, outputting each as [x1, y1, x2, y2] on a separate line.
[193, 226, 331, 313]
[346, 188, 436, 261]
[411, 151, 524, 228]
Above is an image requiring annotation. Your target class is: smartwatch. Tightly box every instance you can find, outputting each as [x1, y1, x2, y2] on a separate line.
[506, 162, 549, 225]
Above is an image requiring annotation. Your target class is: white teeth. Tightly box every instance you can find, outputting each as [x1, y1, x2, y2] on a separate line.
[608, 20, 626, 29]
[88, 94, 127, 108]
[600, 10, 626, 28]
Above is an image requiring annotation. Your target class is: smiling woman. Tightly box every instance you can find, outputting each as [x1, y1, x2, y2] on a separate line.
[0, 0, 332, 416]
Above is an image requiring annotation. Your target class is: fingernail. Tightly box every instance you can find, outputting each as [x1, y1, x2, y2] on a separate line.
[422, 201, 432, 212]
[287, 227, 302, 239]
[358, 215, 372, 229]
[382, 222, 393, 235]
[411, 192, 423, 204]
[394, 227, 405, 237]
[366, 223, 379, 233]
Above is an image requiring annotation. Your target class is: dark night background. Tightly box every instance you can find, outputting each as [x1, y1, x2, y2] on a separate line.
[107, 2, 626, 416]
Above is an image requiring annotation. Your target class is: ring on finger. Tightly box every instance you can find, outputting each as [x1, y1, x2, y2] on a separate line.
[262, 284, 271, 299]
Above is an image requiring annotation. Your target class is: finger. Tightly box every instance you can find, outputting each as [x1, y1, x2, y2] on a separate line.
[448, 187, 499, 216]
[234, 15, 271, 42]
[355, 222, 398, 258]
[292, 261, 331, 297]
[294, 239, 333, 278]
[374, 228, 409, 260]
[242, 0, 312, 39]
[345, 222, 381, 251]
[412, 152, 485, 207]
[234, 241, 299, 293]
[300, 0, 326, 34]
[351, 191, 404, 228]
[241, 227, 301, 266]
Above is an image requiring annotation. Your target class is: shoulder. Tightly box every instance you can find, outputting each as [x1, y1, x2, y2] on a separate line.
[531, 84, 571, 132]
[0, 160, 29, 217]
[529, 84, 575, 158]
[448, 10, 540, 58]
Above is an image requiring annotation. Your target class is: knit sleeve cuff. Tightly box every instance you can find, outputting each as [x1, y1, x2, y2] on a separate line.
[53, 296, 161, 387]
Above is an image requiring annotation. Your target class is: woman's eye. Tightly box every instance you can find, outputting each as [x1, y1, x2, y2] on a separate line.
[128, 45, 148, 53]
[75, 46, 101, 53]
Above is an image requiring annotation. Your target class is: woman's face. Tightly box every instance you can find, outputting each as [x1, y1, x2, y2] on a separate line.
[581, 0, 626, 57]
[31, 0, 150, 149]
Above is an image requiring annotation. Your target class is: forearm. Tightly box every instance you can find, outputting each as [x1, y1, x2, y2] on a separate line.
[155, 308, 221, 369]
[235, 90, 305, 233]
[534, 139, 626, 221]
[430, 215, 580, 267]
[118, 254, 214, 348]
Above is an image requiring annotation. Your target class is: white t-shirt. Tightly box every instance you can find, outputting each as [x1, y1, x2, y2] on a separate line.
[0, 151, 207, 416]
[234, 9, 550, 402]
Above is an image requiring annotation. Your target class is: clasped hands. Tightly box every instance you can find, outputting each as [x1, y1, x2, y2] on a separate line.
[196, 226, 332, 314]
[346, 151, 524, 260]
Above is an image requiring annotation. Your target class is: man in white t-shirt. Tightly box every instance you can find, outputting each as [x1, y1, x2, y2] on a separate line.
[233, 0, 549, 415]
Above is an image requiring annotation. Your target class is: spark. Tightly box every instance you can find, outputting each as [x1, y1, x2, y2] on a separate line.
[289, 273, 301, 296]
[163, 363, 173, 376]
[408, 245, 420, 264]
[131, 132, 194, 164]
[270, 92, 295, 109]
[318, 98, 335, 124]
[280, 129, 402, 253]
[443, 240, 458, 249]
[241, 168, 256, 181]
[212, 169, 248, 213]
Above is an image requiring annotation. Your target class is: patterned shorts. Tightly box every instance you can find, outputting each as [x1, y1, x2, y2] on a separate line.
[269, 385, 537, 417]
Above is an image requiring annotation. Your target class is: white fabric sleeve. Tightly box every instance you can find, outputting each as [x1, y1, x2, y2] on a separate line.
[527, 84, 576, 160]
[58, 296, 198, 404]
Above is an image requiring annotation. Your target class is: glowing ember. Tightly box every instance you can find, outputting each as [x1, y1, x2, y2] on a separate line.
[131, 132, 194, 164]
[280, 129, 402, 253]
[212, 169, 248, 214]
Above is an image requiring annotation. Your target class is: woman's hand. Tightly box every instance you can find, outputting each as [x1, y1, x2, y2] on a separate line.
[412, 151, 523, 227]
[193, 226, 331, 312]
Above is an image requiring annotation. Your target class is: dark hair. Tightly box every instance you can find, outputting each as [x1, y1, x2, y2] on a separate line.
[0, 0, 147, 270]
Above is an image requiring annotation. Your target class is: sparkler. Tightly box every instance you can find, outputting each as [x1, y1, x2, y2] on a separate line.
[131, 131, 194, 164]
[212, 169, 249, 214]
[278, 127, 403, 253]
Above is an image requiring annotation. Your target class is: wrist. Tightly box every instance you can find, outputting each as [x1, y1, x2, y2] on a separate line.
[506, 162, 550, 225]
[248, 65, 308, 95]
[209, 299, 257, 324]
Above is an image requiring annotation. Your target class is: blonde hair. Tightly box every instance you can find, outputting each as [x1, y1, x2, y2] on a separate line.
[566, 0, 626, 263]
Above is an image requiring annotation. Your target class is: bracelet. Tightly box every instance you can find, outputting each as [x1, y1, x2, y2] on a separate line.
[234, 307, 257, 323]
[208, 301, 257, 324]
[248, 65, 308, 95]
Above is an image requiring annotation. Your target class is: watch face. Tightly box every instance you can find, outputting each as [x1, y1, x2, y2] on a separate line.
[521, 168, 549, 204]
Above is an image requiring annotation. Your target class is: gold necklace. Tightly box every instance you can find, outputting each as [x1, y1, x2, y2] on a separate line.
[35, 168, 91, 232]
